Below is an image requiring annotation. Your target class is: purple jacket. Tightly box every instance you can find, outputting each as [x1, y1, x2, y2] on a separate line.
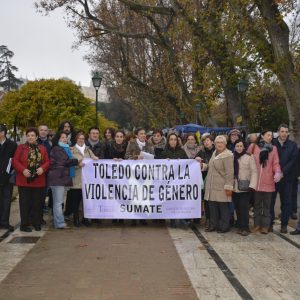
[47, 146, 78, 187]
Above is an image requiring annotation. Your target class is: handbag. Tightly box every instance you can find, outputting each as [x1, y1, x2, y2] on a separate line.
[238, 179, 250, 191]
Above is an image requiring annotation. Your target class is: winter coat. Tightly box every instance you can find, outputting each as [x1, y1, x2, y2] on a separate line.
[233, 153, 258, 193]
[37, 138, 52, 156]
[125, 139, 154, 160]
[297, 148, 300, 178]
[47, 146, 78, 187]
[204, 149, 234, 202]
[148, 136, 167, 158]
[247, 143, 281, 192]
[273, 138, 298, 182]
[157, 147, 188, 159]
[0, 139, 17, 185]
[13, 144, 50, 188]
[85, 139, 104, 159]
[71, 146, 98, 189]
[104, 141, 128, 159]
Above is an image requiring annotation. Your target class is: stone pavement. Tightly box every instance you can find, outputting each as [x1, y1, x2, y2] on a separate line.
[0, 224, 197, 300]
[0, 197, 300, 300]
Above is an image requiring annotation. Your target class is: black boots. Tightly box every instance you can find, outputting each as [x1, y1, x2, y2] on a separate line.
[73, 213, 81, 227]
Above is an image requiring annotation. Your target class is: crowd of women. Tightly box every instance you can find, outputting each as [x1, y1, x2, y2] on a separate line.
[2, 120, 299, 237]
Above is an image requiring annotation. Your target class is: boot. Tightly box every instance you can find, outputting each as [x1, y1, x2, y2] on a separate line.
[260, 227, 268, 234]
[280, 225, 287, 234]
[73, 213, 81, 227]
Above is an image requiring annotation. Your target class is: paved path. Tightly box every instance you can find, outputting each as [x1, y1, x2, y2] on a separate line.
[0, 224, 197, 300]
[0, 197, 300, 300]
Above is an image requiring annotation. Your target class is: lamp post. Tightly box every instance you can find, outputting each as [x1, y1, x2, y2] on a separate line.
[92, 72, 102, 128]
[179, 111, 185, 124]
[237, 79, 248, 125]
[195, 103, 202, 124]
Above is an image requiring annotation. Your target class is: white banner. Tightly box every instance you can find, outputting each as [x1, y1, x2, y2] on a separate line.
[82, 159, 202, 219]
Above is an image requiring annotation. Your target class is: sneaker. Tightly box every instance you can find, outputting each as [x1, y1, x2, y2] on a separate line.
[290, 229, 300, 235]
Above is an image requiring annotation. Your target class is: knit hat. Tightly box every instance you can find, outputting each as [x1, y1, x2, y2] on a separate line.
[228, 129, 241, 137]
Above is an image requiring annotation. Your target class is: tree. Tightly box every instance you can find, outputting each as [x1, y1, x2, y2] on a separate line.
[0, 45, 23, 91]
[0, 79, 117, 135]
[36, 0, 300, 141]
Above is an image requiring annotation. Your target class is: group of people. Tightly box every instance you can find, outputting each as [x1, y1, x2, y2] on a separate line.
[0, 121, 300, 237]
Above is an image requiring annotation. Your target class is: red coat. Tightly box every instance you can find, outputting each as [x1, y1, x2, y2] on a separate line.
[13, 144, 50, 187]
[247, 144, 281, 192]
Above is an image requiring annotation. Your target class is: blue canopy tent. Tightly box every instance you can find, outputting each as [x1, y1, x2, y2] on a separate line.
[175, 124, 233, 135]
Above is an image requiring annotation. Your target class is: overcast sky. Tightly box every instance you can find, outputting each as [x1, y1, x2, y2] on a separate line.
[0, 0, 92, 86]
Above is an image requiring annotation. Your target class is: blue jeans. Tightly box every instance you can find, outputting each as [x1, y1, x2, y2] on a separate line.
[297, 182, 300, 230]
[50, 186, 67, 228]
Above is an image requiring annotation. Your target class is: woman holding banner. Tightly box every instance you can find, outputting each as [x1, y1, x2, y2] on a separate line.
[70, 132, 98, 227]
[158, 133, 188, 228]
[125, 128, 154, 226]
[204, 135, 234, 233]
[104, 130, 127, 224]
[105, 130, 128, 160]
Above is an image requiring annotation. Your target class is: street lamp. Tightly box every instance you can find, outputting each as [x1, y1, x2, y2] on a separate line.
[92, 72, 102, 128]
[195, 103, 202, 124]
[179, 111, 185, 124]
[237, 79, 248, 125]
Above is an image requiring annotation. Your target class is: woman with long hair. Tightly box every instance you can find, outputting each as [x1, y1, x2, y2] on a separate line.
[247, 130, 281, 234]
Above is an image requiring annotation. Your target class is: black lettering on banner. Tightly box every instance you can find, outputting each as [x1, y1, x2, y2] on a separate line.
[112, 164, 117, 179]
[162, 164, 168, 180]
[135, 165, 140, 180]
[120, 204, 125, 212]
[159, 185, 164, 201]
[93, 163, 98, 178]
[184, 164, 190, 179]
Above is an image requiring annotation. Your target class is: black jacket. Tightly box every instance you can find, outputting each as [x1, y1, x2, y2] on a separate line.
[297, 148, 300, 178]
[196, 145, 215, 179]
[104, 141, 128, 159]
[0, 139, 17, 184]
[37, 138, 52, 156]
[273, 138, 298, 182]
[157, 147, 188, 159]
[85, 140, 104, 159]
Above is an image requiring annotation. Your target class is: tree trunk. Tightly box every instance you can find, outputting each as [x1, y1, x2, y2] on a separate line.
[257, 0, 300, 145]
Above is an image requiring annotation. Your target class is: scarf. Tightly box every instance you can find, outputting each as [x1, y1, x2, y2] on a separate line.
[136, 138, 146, 151]
[233, 150, 247, 179]
[75, 144, 86, 156]
[182, 143, 200, 159]
[88, 138, 99, 148]
[26, 142, 42, 183]
[112, 141, 127, 153]
[258, 141, 273, 168]
[59, 142, 75, 178]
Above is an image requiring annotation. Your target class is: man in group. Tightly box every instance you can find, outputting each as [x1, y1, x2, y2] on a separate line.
[58, 121, 76, 146]
[290, 148, 300, 235]
[270, 124, 298, 233]
[37, 124, 52, 156]
[0, 124, 17, 232]
[86, 127, 105, 159]
[37, 124, 52, 219]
